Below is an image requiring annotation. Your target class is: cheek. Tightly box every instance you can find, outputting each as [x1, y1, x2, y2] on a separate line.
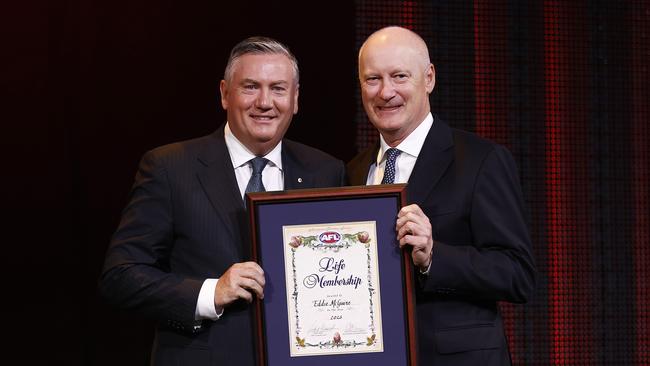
[236, 92, 258, 106]
[276, 96, 295, 111]
[361, 89, 376, 103]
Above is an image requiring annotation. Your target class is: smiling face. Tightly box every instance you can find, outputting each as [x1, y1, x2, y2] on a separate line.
[359, 27, 435, 146]
[220, 53, 299, 155]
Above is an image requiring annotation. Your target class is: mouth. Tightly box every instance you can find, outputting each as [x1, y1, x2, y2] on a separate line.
[250, 114, 276, 122]
[376, 104, 402, 113]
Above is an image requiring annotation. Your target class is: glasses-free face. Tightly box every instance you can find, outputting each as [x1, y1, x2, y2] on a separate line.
[220, 53, 299, 155]
[359, 42, 434, 146]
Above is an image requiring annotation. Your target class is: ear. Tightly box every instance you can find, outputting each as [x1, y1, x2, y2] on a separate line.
[293, 83, 300, 114]
[425, 64, 436, 93]
[219, 79, 228, 110]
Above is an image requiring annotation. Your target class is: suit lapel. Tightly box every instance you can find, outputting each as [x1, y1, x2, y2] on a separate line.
[196, 127, 248, 259]
[407, 118, 454, 204]
[282, 140, 311, 190]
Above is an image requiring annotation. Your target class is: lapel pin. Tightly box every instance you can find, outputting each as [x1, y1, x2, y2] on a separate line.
[297, 177, 303, 183]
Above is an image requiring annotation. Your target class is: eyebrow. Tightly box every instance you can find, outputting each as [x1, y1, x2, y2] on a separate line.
[240, 78, 290, 85]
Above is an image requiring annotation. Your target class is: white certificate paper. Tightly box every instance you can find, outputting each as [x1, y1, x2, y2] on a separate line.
[282, 221, 383, 357]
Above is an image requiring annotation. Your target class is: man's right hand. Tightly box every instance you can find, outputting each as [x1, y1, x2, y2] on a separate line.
[214, 262, 265, 308]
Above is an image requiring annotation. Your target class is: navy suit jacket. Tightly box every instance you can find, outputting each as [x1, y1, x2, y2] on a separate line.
[100, 126, 346, 366]
[347, 117, 536, 366]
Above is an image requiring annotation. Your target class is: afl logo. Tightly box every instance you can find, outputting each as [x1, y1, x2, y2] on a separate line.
[319, 231, 341, 243]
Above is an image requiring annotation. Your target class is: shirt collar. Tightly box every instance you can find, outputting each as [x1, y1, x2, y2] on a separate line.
[224, 122, 283, 170]
[377, 113, 434, 164]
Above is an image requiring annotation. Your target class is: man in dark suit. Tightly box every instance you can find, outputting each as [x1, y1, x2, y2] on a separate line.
[348, 26, 536, 365]
[99, 36, 345, 365]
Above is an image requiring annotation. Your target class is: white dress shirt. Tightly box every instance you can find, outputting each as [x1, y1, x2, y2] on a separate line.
[366, 113, 434, 275]
[195, 123, 284, 320]
[366, 113, 434, 185]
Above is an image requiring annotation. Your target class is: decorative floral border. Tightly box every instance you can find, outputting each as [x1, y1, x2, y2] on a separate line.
[288, 231, 371, 252]
[289, 231, 378, 350]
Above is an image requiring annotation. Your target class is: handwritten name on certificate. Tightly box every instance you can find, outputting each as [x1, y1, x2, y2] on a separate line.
[282, 221, 383, 357]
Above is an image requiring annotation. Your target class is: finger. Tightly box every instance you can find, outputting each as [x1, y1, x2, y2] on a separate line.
[398, 204, 424, 218]
[231, 263, 266, 285]
[398, 214, 431, 236]
[397, 204, 417, 217]
[397, 222, 418, 240]
[216, 279, 247, 307]
[399, 234, 420, 248]
[396, 216, 415, 235]
[399, 234, 415, 248]
[399, 237, 431, 264]
[239, 277, 265, 299]
[235, 287, 254, 303]
[399, 234, 431, 251]
[230, 265, 265, 293]
[217, 262, 264, 306]
[395, 211, 413, 227]
[237, 262, 265, 277]
[396, 211, 426, 230]
[238, 269, 266, 289]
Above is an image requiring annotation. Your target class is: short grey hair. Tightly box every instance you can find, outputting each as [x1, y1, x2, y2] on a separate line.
[224, 36, 299, 84]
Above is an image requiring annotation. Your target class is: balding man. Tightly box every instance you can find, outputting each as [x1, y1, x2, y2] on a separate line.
[347, 26, 536, 365]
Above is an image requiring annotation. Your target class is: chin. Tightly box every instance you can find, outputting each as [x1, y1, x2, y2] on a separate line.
[252, 135, 275, 144]
[373, 118, 406, 131]
[254, 127, 281, 140]
[251, 125, 278, 138]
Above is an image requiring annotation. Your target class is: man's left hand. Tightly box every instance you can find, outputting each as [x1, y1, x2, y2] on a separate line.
[396, 204, 433, 271]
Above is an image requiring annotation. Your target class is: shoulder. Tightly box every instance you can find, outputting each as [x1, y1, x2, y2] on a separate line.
[446, 127, 517, 174]
[449, 127, 509, 158]
[451, 126, 492, 148]
[141, 132, 220, 168]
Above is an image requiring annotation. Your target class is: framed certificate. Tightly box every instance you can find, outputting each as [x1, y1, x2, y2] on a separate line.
[247, 184, 417, 366]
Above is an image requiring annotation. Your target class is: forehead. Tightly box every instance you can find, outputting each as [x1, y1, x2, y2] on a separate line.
[231, 53, 295, 82]
[360, 43, 423, 73]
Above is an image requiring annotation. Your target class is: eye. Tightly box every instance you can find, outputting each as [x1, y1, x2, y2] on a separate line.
[393, 73, 409, 82]
[243, 84, 257, 90]
[365, 76, 380, 86]
[271, 85, 287, 92]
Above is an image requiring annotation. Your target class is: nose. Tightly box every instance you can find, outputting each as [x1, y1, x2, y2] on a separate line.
[255, 88, 272, 109]
[379, 79, 396, 100]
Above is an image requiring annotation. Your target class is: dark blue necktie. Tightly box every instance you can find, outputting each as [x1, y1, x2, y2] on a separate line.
[245, 157, 268, 194]
[381, 148, 401, 184]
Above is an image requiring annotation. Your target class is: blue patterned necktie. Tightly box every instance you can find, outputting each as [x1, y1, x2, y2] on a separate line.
[381, 148, 401, 184]
[245, 157, 269, 194]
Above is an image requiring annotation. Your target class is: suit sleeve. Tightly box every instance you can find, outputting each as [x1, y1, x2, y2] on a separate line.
[422, 145, 536, 303]
[98, 150, 203, 333]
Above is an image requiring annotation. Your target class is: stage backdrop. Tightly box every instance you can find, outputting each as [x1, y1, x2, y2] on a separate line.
[12, 0, 646, 364]
[353, 1, 648, 365]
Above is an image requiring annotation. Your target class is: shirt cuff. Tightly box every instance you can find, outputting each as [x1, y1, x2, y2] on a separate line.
[195, 278, 224, 320]
[418, 249, 433, 275]
[419, 260, 432, 275]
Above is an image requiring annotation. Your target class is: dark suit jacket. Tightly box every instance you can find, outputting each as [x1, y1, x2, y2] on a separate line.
[347, 117, 536, 366]
[99, 126, 346, 366]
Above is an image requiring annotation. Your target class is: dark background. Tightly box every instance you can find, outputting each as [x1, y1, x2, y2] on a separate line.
[6, 1, 357, 364]
[5, 0, 648, 365]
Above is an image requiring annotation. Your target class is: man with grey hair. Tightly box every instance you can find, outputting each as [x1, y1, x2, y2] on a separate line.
[100, 36, 345, 365]
[348, 26, 536, 365]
